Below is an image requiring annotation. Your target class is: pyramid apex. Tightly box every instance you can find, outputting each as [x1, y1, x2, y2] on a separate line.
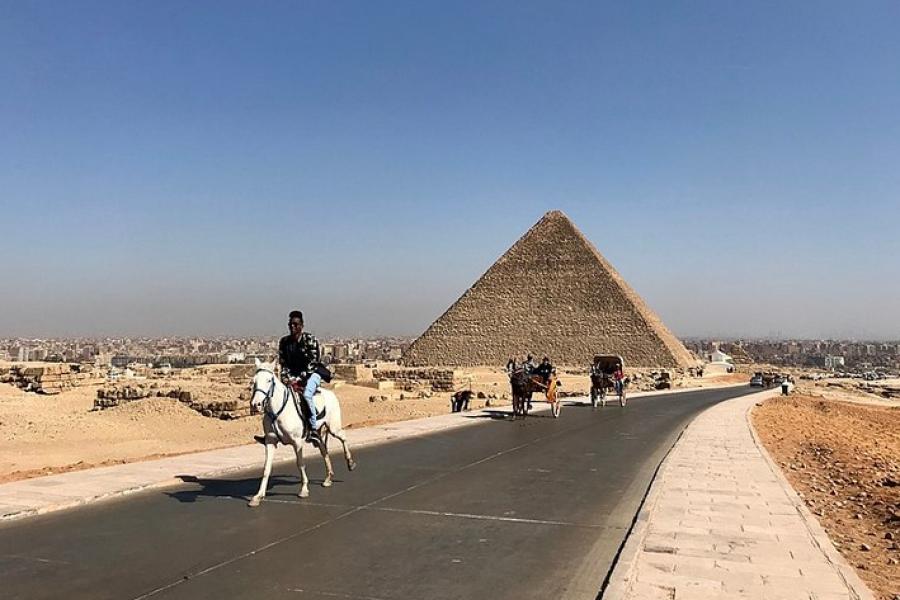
[542, 210, 570, 221]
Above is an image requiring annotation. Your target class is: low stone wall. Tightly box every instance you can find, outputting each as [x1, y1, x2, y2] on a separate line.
[1, 364, 102, 395]
[332, 364, 374, 383]
[94, 385, 249, 419]
[372, 368, 463, 392]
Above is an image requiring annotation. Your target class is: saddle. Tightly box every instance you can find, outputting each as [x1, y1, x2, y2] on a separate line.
[287, 382, 326, 423]
[295, 392, 326, 422]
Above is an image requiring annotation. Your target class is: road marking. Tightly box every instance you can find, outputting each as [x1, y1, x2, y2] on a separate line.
[0, 553, 70, 565]
[370, 506, 604, 528]
[253, 497, 605, 528]
[289, 589, 390, 600]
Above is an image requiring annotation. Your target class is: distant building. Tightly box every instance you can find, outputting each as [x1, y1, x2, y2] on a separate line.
[825, 355, 845, 369]
[709, 348, 733, 364]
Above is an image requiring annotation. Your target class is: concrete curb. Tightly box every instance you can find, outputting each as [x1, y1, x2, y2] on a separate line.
[746, 397, 877, 600]
[0, 382, 749, 525]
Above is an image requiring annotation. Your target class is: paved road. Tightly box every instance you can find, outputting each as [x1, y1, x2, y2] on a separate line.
[0, 386, 760, 600]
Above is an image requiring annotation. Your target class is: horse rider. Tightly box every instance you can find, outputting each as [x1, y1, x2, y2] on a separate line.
[278, 310, 324, 448]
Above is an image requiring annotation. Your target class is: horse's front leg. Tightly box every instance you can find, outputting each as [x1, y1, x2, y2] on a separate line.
[248, 442, 275, 507]
[318, 433, 334, 487]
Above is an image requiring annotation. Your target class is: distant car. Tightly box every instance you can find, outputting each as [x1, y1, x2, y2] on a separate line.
[750, 375, 764, 387]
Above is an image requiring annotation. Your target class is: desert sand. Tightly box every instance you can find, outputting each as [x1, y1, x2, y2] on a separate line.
[754, 382, 900, 600]
[0, 366, 587, 483]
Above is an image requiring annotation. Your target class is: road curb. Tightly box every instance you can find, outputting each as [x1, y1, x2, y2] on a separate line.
[746, 396, 876, 600]
[600, 407, 701, 598]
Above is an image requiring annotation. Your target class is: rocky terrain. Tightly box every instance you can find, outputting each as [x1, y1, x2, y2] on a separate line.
[754, 394, 900, 600]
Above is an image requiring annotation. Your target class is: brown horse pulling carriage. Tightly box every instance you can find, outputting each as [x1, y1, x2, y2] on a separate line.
[590, 355, 627, 407]
[509, 368, 561, 418]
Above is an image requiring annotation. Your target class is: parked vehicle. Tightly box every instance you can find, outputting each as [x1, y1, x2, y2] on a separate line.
[750, 374, 764, 387]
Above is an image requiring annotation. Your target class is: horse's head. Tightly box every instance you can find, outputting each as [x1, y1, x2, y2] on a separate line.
[250, 358, 278, 413]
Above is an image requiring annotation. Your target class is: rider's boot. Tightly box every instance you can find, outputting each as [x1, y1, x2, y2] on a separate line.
[306, 425, 322, 448]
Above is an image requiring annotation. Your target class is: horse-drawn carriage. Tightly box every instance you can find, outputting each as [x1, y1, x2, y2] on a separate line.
[590, 355, 627, 407]
[509, 366, 562, 418]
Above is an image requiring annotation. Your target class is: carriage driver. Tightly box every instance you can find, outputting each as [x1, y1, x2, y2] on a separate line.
[278, 310, 323, 448]
[534, 356, 553, 383]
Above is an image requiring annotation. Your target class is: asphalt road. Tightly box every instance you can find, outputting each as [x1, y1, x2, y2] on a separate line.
[0, 386, 761, 600]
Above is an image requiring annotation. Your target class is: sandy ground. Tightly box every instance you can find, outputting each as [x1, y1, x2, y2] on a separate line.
[0, 367, 566, 483]
[0, 366, 737, 484]
[753, 391, 900, 600]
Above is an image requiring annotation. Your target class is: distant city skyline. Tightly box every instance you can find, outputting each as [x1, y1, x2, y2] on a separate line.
[2, 2, 898, 340]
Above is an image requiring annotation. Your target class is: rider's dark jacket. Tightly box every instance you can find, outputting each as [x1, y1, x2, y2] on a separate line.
[278, 332, 321, 382]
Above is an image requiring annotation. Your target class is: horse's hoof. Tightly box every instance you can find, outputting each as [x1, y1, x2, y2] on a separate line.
[322, 479, 333, 488]
[298, 489, 309, 498]
[348, 460, 358, 471]
[248, 497, 261, 507]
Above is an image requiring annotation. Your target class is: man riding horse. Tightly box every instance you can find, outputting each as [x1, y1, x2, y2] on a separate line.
[273, 310, 324, 447]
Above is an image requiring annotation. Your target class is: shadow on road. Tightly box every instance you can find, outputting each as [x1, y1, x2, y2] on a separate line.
[462, 409, 561, 420]
[463, 410, 514, 420]
[166, 474, 337, 503]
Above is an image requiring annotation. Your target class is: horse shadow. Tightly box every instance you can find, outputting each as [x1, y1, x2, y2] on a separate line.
[463, 409, 559, 420]
[463, 409, 513, 420]
[166, 473, 341, 504]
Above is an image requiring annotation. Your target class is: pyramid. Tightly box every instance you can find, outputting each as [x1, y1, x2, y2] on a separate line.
[402, 211, 694, 368]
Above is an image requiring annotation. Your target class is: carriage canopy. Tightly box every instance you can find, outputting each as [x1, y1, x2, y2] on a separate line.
[592, 354, 625, 375]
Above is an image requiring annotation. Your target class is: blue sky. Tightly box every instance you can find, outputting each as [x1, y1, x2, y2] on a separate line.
[1, 1, 898, 339]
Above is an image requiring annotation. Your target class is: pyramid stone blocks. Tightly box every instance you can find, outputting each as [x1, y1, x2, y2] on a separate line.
[402, 211, 694, 368]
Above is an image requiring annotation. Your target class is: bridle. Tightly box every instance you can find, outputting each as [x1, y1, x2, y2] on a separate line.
[251, 369, 293, 442]
[251, 369, 277, 409]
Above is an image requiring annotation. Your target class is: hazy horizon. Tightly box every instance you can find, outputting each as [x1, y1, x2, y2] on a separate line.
[2, 2, 898, 340]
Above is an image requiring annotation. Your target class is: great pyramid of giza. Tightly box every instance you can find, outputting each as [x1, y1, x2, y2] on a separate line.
[402, 210, 695, 368]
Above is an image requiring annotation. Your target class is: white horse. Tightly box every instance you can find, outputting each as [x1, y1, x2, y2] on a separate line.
[247, 359, 357, 507]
